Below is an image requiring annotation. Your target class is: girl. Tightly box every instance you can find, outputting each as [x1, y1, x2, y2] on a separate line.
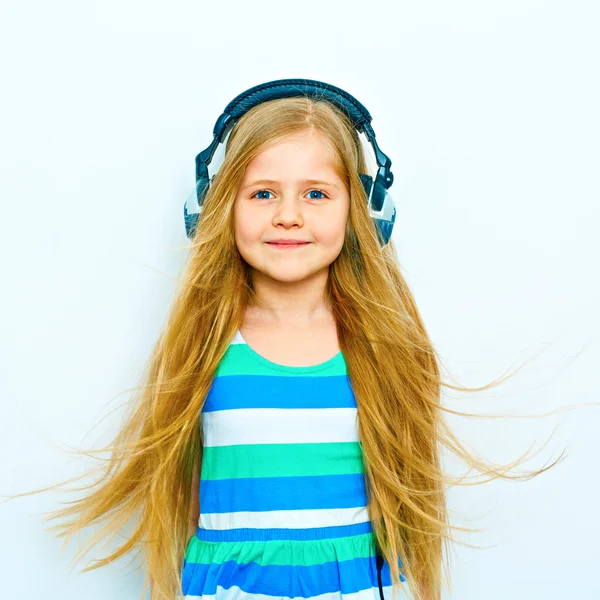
[5, 79, 562, 600]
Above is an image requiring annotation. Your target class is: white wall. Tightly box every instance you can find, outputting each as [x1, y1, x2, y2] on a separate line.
[1, 1, 598, 598]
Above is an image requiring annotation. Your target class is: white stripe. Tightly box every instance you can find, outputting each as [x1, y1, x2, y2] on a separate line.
[202, 407, 359, 447]
[230, 331, 245, 345]
[199, 506, 370, 530]
[182, 583, 409, 600]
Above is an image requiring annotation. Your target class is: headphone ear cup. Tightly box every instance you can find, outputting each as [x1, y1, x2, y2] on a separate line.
[370, 179, 387, 213]
[359, 175, 396, 247]
[186, 173, 215, 239]
[373, 200, 396, 246]
[371, 179, 397, 247]
[184, 203, 199, 239]
[359, 173, 373, 198]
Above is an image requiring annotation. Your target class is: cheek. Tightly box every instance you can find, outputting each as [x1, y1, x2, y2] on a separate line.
[311, 213, 348, 247]
[235, 221, 262, 246]
[234, 208, 264, 251]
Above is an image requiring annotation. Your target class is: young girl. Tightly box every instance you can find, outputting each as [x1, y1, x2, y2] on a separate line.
[7, 79, 561, 600]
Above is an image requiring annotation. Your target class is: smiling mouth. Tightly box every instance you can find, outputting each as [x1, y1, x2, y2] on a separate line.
[266, 242, 311, 248]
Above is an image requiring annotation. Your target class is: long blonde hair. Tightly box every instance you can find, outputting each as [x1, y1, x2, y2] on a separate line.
[3, 95, 566, 600]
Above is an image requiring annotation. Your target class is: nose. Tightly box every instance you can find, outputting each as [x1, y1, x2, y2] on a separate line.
[271, 193, 305, 226]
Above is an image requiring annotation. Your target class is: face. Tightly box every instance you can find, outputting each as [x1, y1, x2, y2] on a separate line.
[234, 130, 350, 285]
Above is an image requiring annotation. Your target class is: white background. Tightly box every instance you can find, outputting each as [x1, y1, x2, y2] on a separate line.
[1, 1, 599, 598]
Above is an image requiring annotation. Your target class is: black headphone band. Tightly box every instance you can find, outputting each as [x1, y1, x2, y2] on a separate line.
[223, 78, 373, 137]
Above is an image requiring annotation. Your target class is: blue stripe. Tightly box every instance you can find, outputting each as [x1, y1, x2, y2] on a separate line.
[200, 473, 368, 513]
[195, 521, 373, 542]
[182, 555, 406, 596]
[203, 374, 356, 412]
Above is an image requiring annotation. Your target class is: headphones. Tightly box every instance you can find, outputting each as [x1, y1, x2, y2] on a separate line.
[183, 78, 397, 247]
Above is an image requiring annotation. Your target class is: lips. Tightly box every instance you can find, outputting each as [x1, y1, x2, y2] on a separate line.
[266, 241, 311, 249]
[267, 242, 310, 245]
[266, 241, 310, 245]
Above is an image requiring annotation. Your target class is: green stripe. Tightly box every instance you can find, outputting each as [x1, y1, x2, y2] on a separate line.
[200, 442, 365, 480]
[216, 345, 347, 377]
[184, 531, 376, 565]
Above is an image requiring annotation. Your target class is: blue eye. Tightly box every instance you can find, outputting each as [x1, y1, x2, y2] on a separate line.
[252, 190, 274, 200]
[251, 189, 328, 200]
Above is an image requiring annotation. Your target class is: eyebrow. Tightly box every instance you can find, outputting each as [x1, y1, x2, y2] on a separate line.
[242, 179, 340, 191]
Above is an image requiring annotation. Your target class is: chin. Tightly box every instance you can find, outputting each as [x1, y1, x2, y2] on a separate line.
[265, 270, 316, 283]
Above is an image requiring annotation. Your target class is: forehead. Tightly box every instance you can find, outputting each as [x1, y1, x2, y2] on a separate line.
[242, 131, 342, 180]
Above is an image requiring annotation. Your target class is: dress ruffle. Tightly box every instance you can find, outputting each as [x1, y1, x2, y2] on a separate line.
[180, 522, 407, 599]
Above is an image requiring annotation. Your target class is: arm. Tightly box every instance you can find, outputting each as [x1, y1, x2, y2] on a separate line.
[187, 453, 200, 543]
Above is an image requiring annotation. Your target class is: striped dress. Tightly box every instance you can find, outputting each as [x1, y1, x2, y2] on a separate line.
[180, 329, 407, 600]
